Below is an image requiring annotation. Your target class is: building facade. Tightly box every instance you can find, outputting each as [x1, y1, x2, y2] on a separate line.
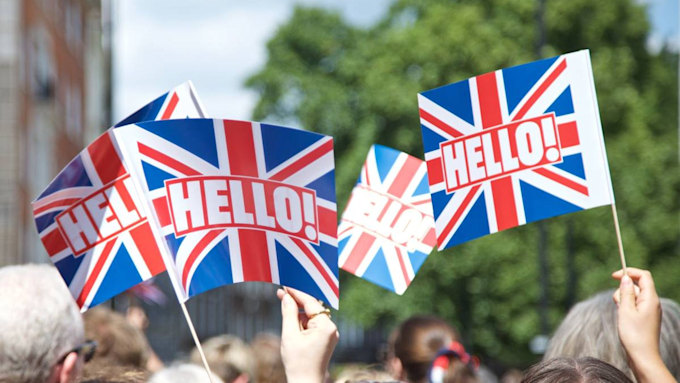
[0, 0, 111, 266]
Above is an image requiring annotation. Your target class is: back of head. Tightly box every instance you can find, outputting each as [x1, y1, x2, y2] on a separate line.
[389, 315, 475, 383]
[521, 357, 633, 383]
[544, 290, 680, 380]
[83, 306, 149, 368]
[149, 363, 224, 383]
[79, 364, 150, 383]
[0, 264, 84, 383]
[191, 334, 254, 383]
[250, 333, 285, 383]
[334, 364, 394, 383]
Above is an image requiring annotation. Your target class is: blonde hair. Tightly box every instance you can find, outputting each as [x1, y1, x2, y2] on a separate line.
[191, 335, 254, 383]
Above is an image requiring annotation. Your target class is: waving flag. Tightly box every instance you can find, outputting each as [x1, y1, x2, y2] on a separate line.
[419, 50, 613, 250]
[113, 119, 339, 308]
[339, 145, 435, 294]
[32, 82, 205, 310]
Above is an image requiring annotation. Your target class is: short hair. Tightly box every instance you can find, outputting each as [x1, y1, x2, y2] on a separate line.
[250, 333, 286, 383]
[190, 335, 255, 383]
[521, 357, 633, 383]
[149, 363, 224, 383]
[0, 264, 85, 383]
[334, 364, 396, 383]
[544, 290, 680, 380]
[83, 306, 149, 368]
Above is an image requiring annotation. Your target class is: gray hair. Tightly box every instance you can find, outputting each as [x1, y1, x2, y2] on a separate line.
[544, 289, 680, 381]
[149, 363, 225, 383]
[0, 263, 84, 383]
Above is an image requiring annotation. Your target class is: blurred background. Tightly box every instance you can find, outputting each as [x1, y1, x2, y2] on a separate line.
[0, 0, 678, 375]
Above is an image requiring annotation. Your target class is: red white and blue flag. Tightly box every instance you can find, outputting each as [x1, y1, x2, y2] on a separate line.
[339, 145, 436, 294]
[419, 50, 613, 250]
[113, 119, 339, 308]
[32, 82, 205, 311]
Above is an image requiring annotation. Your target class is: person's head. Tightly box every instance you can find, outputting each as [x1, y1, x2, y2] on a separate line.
[191, 335, 254, 383]
[544, 289, 680, 380]
[521, 357, 633, 383]
[387, 315, 476, 383]
[0, 264, 87, 383]
[149, 363, 224, 383]
[250, 333, 285, 383]
[83, 306, 149, 368]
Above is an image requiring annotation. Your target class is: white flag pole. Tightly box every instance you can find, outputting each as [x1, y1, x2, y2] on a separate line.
[179, 301, 216, 383]
[610, 203, 627, 275]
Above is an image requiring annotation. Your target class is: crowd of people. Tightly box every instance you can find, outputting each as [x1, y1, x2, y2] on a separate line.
[0, 263, 677, 383]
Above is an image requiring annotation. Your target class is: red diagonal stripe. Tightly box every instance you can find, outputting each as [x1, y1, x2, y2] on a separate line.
[41, 228, 69, 257]
[419, 108, 463, 138]
[238, 230, 272, 282]
[129, 223, 166, 276]
[438, 185, 481, 247]
[269, 139, 333, 182]
[513, 59, 567, 121]
[533, 167, 589, 196]
[138, 142, 201, 176]
[76, 240, 117, 307]
[223, 120, 259, 177]
[292, 238, 339, 296]
[182, 229, 222, 289]
[160, 92, 179, 120]
[341, 232, 376, 274]
[33, 198, 82, 215]
[88, 133, 126, 185]
[387, 156, 422, 198]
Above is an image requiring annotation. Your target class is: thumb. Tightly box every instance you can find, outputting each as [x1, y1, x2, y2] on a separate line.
[619, 274, 637, 312]
[281, 292, 301, 337]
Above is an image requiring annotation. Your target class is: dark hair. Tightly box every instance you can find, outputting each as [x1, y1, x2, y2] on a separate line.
[521, 357, 633, 383]
[389, 316, 475, 383]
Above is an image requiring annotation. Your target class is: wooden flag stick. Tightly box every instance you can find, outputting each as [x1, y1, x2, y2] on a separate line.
[179, 301, 215, 383]
[611, 203, 627, 275]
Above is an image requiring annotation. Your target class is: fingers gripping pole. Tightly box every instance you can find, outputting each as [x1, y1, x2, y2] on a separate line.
[180, 301, 215, 383]
[611, 203, 627, 275]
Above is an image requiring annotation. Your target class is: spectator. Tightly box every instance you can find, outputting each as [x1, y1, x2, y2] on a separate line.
[521, 357, 632, 383]
[149, 363, 224, 383]
[190, 335, 254, 383]
[0, 264, 89, 383]
[250, 333, 286, 383]
[544, 283, 680, 379]
[334, 365, 394, 383]
[277, 287, 338, 383]
[613, 268, 677, 383]
[386, 316, 477, 383]
[83, 307, 150, 369]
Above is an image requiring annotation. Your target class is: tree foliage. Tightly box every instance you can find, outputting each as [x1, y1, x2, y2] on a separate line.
[247, 0, 679, 368]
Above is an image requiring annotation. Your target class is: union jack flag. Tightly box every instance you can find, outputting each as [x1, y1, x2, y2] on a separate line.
[113, 119, 339, 308]
[32, 82, 205, 310]
[338, 145, 436, 294]
[419, 50, 614, 250]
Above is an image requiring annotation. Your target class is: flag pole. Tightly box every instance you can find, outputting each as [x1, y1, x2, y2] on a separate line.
[179, 301, 216, 383]
[610, 203, 627, 275]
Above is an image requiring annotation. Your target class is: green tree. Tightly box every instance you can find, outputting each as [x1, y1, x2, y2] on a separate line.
[247, 0, 679, 368]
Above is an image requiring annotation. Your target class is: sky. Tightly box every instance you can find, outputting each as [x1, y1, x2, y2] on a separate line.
[112, 0, 678, 123]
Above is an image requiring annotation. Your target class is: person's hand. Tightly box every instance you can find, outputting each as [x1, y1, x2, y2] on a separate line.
[278, 287, 338, 383]
[612, 268, 676, 383]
